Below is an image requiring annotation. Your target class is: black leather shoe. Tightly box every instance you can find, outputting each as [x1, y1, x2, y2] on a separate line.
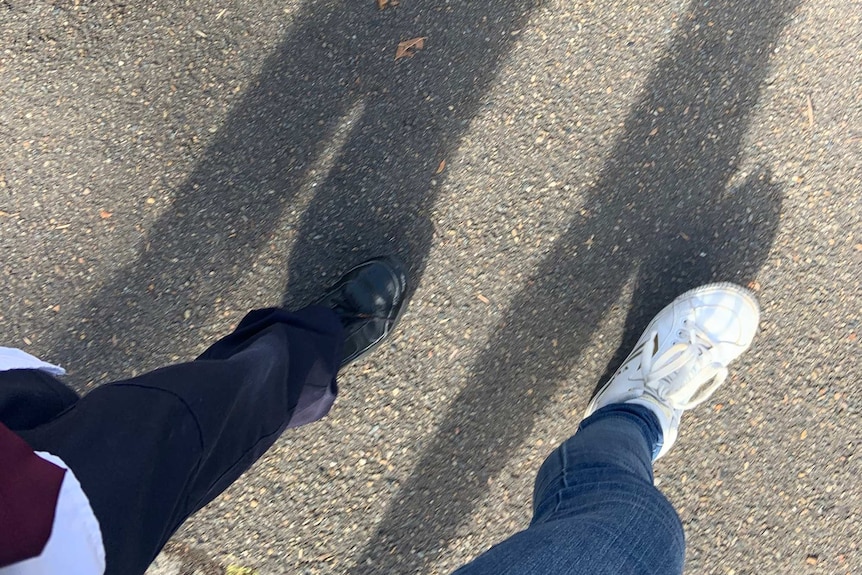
[314, 257, 409, 367]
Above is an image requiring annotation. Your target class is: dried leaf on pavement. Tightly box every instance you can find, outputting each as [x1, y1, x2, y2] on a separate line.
[395, 37, 427, 60]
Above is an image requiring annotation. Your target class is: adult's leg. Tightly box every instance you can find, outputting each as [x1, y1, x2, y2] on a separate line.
[454, 283, 760, 575]
[12, 256, 408, 575]
[19, 306, 343, 575]
[452, 403, 684, 575]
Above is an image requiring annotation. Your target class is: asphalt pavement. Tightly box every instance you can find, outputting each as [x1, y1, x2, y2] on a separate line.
[1, 0, 859, 574]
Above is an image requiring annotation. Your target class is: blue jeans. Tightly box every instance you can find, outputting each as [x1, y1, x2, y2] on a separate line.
[453, 404, 685, 575]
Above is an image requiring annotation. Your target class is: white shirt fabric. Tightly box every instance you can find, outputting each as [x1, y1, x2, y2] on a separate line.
[0, 452, 105, 575]
[0, 348, 65, 376]
[0, 347, 104, 573]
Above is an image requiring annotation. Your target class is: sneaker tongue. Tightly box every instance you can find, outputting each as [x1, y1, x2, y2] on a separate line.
[696, 306, 741, 343]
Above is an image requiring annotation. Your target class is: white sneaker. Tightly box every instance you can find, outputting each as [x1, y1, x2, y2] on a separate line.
[584, 283, 760, 459]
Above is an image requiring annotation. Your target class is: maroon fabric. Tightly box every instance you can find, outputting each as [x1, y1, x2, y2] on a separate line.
[0, 421, 65, 567]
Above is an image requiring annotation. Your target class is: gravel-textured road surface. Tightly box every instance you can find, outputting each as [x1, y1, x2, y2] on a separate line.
[2, 0, 860, 574]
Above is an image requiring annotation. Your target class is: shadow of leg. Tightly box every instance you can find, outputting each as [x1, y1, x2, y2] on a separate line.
[348, 1, 800, 572]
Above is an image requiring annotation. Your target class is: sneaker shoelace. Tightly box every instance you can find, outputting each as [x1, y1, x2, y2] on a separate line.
[639, 316, 728, 410]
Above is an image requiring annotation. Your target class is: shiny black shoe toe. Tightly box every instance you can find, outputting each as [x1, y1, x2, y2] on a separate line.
[314, 257, 408, 367]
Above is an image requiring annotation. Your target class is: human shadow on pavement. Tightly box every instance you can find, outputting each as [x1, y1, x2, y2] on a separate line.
[44, 1, 537, 385]
[349, 1, 799, 573]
